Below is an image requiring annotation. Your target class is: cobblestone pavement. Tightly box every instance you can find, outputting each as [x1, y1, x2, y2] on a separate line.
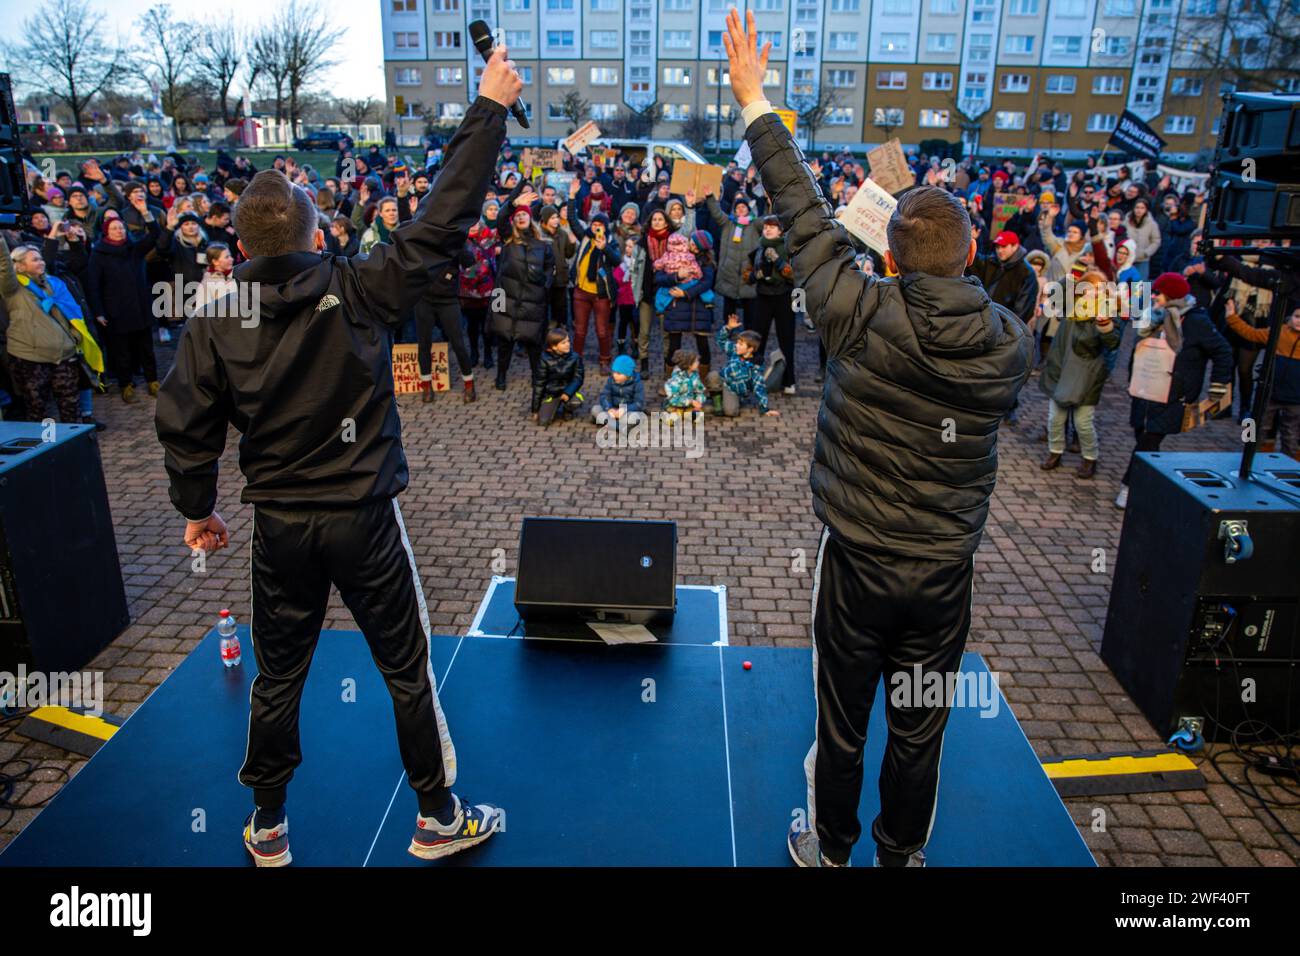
[2, 322, 1297, 867]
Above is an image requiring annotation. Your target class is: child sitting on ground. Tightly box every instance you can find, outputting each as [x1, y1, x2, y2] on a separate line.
[593, 354, 645, 424]
[708, 315, 782, 417]
[664, 348, 707, 421]
[532, 328, 585, 426]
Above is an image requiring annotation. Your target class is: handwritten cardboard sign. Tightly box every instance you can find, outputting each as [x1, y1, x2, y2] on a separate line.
[392, 342, 449, 394]
[669, 160, 724, 199]
[521, 147, 563, 173]
[865, 139, 913, 196]
[839, 178, 897, 256]
[990, 192, 1037, 235]
[563, 120, 602, 154]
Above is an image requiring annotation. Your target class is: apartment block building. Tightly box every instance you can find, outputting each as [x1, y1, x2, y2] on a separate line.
[381, 0, 1298, 160]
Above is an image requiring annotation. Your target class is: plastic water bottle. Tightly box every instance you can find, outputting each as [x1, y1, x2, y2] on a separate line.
[218, 609, 241, 667]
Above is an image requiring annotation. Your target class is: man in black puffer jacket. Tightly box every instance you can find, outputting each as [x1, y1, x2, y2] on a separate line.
[724, 9, 1031, 869]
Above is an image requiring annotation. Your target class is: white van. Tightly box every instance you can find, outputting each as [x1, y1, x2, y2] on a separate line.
[582, 138, 709, 167]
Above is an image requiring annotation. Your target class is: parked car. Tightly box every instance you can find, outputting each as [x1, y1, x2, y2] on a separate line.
[17, 122, 67, 151]
[293, 130, 354, 152]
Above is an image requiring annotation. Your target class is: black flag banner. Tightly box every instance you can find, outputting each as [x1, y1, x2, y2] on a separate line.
[1108, 110, 1167, 161]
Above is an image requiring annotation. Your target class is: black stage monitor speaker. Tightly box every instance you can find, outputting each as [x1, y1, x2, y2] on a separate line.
[1205, 92, 1300, 242]
[515, 517, 676, 625]
[0, 423, 130, 673]
[1100, 452, 1300, 743]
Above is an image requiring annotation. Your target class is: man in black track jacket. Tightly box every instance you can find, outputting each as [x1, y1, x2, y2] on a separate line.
[155, 47, 523, 867]
[724, 10, 1031, 868]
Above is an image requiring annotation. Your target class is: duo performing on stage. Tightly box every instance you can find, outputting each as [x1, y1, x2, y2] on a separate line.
[155, 10, 1028, 868]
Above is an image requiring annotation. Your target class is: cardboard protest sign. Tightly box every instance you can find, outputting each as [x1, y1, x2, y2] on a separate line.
[392, 342, 449, 394]
[990, 192, 1037, 235]
[521, 147, 563, 173]
[839, 178, 897, 256]
[563, 120, 602, 154]
[545, 170, 577, 193]
[1182, 382, 1232, 433]
[865, 139, 913, 196]
[669, 160, 725, 199]
[733, 140, 752, 169]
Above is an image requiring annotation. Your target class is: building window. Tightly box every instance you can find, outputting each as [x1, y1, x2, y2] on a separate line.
[826, 107, 855, 125]
[926, 33, 957, 54]
[663, 67, 692, 86]
[752, 0, 782, 9]
[930, 0, 958, 12]
[873, 107, 905, 126]
[876, 71, 907, 90]
[792, 68, 815, 96]
[831, 0, 861, 10]
[1008, 0, 1039, 14]
[969, 33, 992, 62]
[1050, 36, 1082, 56]
[757, 31, 783, 51]
[829, 32, 859, 52]
[1104, 0, 1136, 13]
[392, 0, 417, 11]
[972, 0, 996, 22]
[436, 67, 463, 84]
[504, 30, 532, 49]
[663, 0, 693, 9]
[517, 66, 533, 83]
[994, 111, 1025, 130]
[827, 69, 857, 88]
[664, 31, 692, 50]
[430, 31, 461, 49]
[1044, 75, 1075, 94]
[1092, 74, 1123, 95]
[919, 108, 950, 128]
[547, 67, 575, 85]
[590, 67, 618, 85]
[965, 70, 989, 96]
[591, 104, 618, 120]
[630, 66, 651, 93]
[396, 68, 423, 85]
[590, 0, 617, 8]
[393, 32, 421, 50]
[546, 31, 575, 50]
[1000, 73, 1030, 93]
[547, 103, 567, 121]
[881, 0, 911, 12]
[629, 31, 652, 57]
[590, 31, 618, 50]
[1103, 36, 1130, 57]
[629, 0, 651, 17]
[1040, 110, 1071, 131]
[663, 103, 693, 121]
[706, 66, 729, 85]
[503, 0, 530, 8]
[704, 103, 736, 120]
[1133, 75, 1160, 105]
[470, 0, 492, 16]
[1056, 0, 1086, 14]
[923, 71, 954, 91]
[1004, 35, 1034, 55]
[436, 102, 465, 121]
[1185, 0, 1215, 13]
[879, 33, 910, 54]
[1164, 115, 1196, 135]
[795, 0, 818, 22]
[429, 0, 459, 9]
[1087, 113, 1118, 132]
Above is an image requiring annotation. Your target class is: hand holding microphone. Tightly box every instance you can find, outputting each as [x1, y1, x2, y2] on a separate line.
[470, 21, 527, 127]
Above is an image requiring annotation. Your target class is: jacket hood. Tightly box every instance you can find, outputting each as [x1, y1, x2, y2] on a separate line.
[898, 273, 1006, 360]
[232, 252, 332, 322]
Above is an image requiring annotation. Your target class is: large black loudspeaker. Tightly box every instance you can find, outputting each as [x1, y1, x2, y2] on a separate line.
[1101, 452, 1300, 743]
[515, 517, 676, 625]
[0, 73, 31, 224]
[0, 423, 130, 673]
[1205, 92, 1300, 242]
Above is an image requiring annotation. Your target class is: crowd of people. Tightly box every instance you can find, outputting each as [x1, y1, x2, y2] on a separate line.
[3, 130, 1297, 496]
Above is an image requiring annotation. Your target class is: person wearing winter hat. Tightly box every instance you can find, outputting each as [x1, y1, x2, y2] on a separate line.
[568, 210, 622, 373]
[593, 352, 645, 423]
[707, 182, 762, 333]
[615, 201, 642, 246]
[537, 202, 574, 331]
[1116, 271, 1233, 508]
[742, 214, 797, 392]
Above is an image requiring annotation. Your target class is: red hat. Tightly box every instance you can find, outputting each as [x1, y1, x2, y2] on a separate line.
[993, 230, 1020, 247]
[992, 169, 1010, 184]
[1152, 272, 1191, 300]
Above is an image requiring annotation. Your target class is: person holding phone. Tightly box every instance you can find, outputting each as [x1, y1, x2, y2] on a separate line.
[566, 205, 622, 375]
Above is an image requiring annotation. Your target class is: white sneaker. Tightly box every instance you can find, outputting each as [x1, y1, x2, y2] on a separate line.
[1114, 485, 1129, 510]
[783, 385, 797, 395]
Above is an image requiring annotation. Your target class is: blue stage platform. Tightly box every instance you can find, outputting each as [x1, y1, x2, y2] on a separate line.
[1, 618, 1093, 866]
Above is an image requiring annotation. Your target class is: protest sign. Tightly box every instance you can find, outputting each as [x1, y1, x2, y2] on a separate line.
[865, 139, 913, 195]
[563, 120, 602, 154]
[669, 160, 725, 199]
[392, 343, 449, 395]
[839, 178, 897, 256]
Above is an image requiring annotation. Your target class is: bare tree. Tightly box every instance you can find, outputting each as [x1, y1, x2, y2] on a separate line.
[606, 101, 660, 139]
[680, 113, 714, 153]
[278, 3, 345, 129]
[794, 86, 839, 153]
[339, 97, 378, 138]
[136, 4, 198, 144]
[5, 0, 124, 132]
[1040, 109, 1067, 159]
[560, 90, 591, 131]
[192, 20, 244, 126]
[249, 28, 289, 123]
[1173, 3, 1300, 96]
[947, 94, 991, 160]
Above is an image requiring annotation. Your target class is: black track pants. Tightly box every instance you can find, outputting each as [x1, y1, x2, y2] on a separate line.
[239, 497, 456, 815]
[806, 529, 974, 864]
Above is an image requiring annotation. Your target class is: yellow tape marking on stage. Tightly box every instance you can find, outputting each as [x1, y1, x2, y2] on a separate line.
[26, 706, 118, 741]
[1043, 752, 1196, 780]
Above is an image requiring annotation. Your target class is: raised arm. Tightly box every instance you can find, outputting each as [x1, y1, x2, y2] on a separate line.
[724, 7, 878, 359]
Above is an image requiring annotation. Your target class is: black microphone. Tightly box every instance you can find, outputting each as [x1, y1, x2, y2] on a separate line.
[468, 19, 529, 129]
